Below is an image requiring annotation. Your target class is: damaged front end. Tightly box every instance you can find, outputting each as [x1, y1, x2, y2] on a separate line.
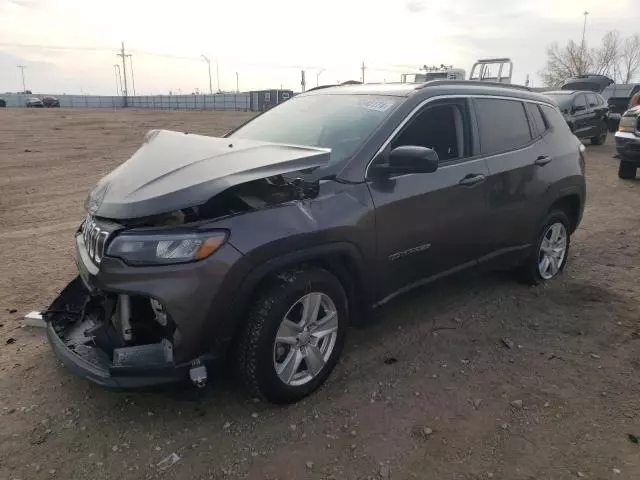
[46, 277, 194, 388]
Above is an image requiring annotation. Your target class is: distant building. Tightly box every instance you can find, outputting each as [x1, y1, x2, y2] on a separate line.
[249, 89, 293, 112]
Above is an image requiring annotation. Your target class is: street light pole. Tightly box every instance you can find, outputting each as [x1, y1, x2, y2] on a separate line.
[316, 68, 325, 87]
[201, 55, 213, 94]
[17, 65, 26, 92]
[236, 72, 239, 93]
[580, 11, 589, 75]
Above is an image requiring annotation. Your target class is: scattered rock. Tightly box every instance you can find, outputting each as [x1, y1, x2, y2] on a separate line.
[473, 399, 482, 410]
[576, 472, 585, 478]
[487, 474, 494, 479]
[29, 426, 52, 445]
[544, 402, 550, 408]
[379, 464, 391, 479]
[251, 412, 259, 419]
[628, 433, 639, 444]
[590, 353, 601, 359]
[350, 430, 357, 437]
[222, 421, 231, 430]
[350, 444, 356, 450]
[500, 423, 508, 430]
[423, 427, 433, 436]
[289, 424, 297, 431]
[24, 148, 31, 152]
[112, 445, 118, 452]
[501, 338, 515, 349]
[6, 338, 16, 345]
[384, 357, 397, 365]
[147, 411, 154, 416]
[156, 452, 180, 471]
[8, 309, 17, 314]
[601, 392, 607, 397]
[49, 469, 56, 476]
[305, 461, 314, 470]
[613, 468, 621, 474]
[511, 399, 524, 409]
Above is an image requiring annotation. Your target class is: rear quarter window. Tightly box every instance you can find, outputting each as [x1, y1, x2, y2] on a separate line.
[474, 98, 532, 154]
[541, 105, 571, 133]
[525, 102, 548, 136]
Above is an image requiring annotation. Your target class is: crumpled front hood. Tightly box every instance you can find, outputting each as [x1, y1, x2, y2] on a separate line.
[86, 129, 330, 219]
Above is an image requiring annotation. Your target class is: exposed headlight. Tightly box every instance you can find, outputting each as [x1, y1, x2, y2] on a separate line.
[106, 231, 227, 265]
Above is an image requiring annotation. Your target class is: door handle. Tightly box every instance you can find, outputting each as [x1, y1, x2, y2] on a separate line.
[534, 155, 553, 166]
[458, 173, 486, 186]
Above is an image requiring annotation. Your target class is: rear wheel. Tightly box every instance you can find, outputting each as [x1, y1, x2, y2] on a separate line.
[236, 267, 348, 404]
[591, 123, 607, 145]
[517, 210, 571, 285]
[618, 161, 637, 179]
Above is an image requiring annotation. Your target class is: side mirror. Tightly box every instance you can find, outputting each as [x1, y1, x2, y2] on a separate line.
[372, 146, 439, 176]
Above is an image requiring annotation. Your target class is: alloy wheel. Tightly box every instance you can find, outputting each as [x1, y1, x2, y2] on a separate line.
[272, 292, 339, 386]
[538, 222, 568, 280]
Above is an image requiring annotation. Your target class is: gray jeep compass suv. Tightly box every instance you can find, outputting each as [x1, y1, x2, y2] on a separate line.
[46, 81, 586, 403]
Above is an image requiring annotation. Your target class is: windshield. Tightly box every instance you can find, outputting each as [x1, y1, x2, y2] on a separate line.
[229, 94, 401, 166]
[545, 93, 574, 110]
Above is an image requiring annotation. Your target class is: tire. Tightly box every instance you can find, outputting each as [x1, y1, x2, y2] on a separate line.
[618, 161, 637, 179]
[517, 210, 571, 285]
[236, 267, 348, 404]
[591, 123, 607, 145]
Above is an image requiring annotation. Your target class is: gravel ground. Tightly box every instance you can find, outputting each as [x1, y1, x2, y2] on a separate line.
[0, 108, 639, 480]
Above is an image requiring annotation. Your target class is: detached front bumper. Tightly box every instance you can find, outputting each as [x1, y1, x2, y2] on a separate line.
[615, 131, 640, 164]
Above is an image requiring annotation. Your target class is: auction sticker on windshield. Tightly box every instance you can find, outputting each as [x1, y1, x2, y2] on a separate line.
[358, 99, 395, 112]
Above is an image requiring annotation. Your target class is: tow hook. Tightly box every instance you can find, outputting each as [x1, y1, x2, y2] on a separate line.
[189, 359, 207, 388]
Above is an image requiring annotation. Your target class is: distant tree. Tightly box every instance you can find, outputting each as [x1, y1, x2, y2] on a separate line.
[540, 31, 640, 87]
[619, 34, 640, 84]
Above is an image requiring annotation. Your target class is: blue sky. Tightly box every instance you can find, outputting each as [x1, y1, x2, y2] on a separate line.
[0, 0, 638, 94]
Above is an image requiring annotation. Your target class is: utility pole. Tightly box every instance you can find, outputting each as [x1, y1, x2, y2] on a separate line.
[17, 65, 26, 92]
[525, 73, 530, 87]
[316, 68, 325, 87]
[236, 72, 239, 93]
[113, 64, 122, 95]
[126, 54, 136, 96]
[301, 70, 306, 92]
[216, 57, 220, 93]
[116, 41, 129, 106]
[580, 11, 589, 75]
[361, 61, 366, 83]
[201, 55, 213, 94]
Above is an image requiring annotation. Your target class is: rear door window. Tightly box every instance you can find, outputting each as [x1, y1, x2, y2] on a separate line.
[474, 98, 532, 155]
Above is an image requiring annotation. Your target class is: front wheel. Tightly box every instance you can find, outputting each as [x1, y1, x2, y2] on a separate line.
[517, 211, 571, 285]
[618, 161, 637, 179]
[236, 267, 348, 404]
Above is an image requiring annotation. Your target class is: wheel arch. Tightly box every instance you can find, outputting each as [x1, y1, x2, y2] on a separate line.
[223, 243, 372, 354]
[547, 192, 582, 234]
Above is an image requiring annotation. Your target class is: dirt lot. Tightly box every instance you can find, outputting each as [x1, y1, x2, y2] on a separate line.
[0, 108, 639, 480]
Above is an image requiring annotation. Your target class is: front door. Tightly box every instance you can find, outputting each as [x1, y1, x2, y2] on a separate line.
[367, 99, 491, 299]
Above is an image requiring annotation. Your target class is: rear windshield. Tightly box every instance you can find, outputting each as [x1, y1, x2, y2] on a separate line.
[229, 94, 402, 166]
[561, 82, 602, 92]
[544, 93, 574, 110]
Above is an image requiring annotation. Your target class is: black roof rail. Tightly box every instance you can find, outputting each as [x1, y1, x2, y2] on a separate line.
[416, 79, 532, 92]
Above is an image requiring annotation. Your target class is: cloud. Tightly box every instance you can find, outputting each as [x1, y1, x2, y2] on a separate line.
[405, 0, 427, 13]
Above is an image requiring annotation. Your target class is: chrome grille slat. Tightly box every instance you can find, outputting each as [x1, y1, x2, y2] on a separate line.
[82, 215, 111, 266]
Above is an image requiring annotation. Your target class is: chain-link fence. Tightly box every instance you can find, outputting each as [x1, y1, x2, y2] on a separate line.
[1, 93, 251, 110]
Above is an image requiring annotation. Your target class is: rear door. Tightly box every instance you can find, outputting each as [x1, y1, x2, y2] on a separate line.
[367, 99, 491, 298]
[571, 94, 590, 137]
[473, 97, 549, 260]
[586, 93, 605, 135]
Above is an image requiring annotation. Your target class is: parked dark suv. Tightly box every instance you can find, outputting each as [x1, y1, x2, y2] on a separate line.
[46, 81, 586, 403]
[545, 90, 609, 145]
